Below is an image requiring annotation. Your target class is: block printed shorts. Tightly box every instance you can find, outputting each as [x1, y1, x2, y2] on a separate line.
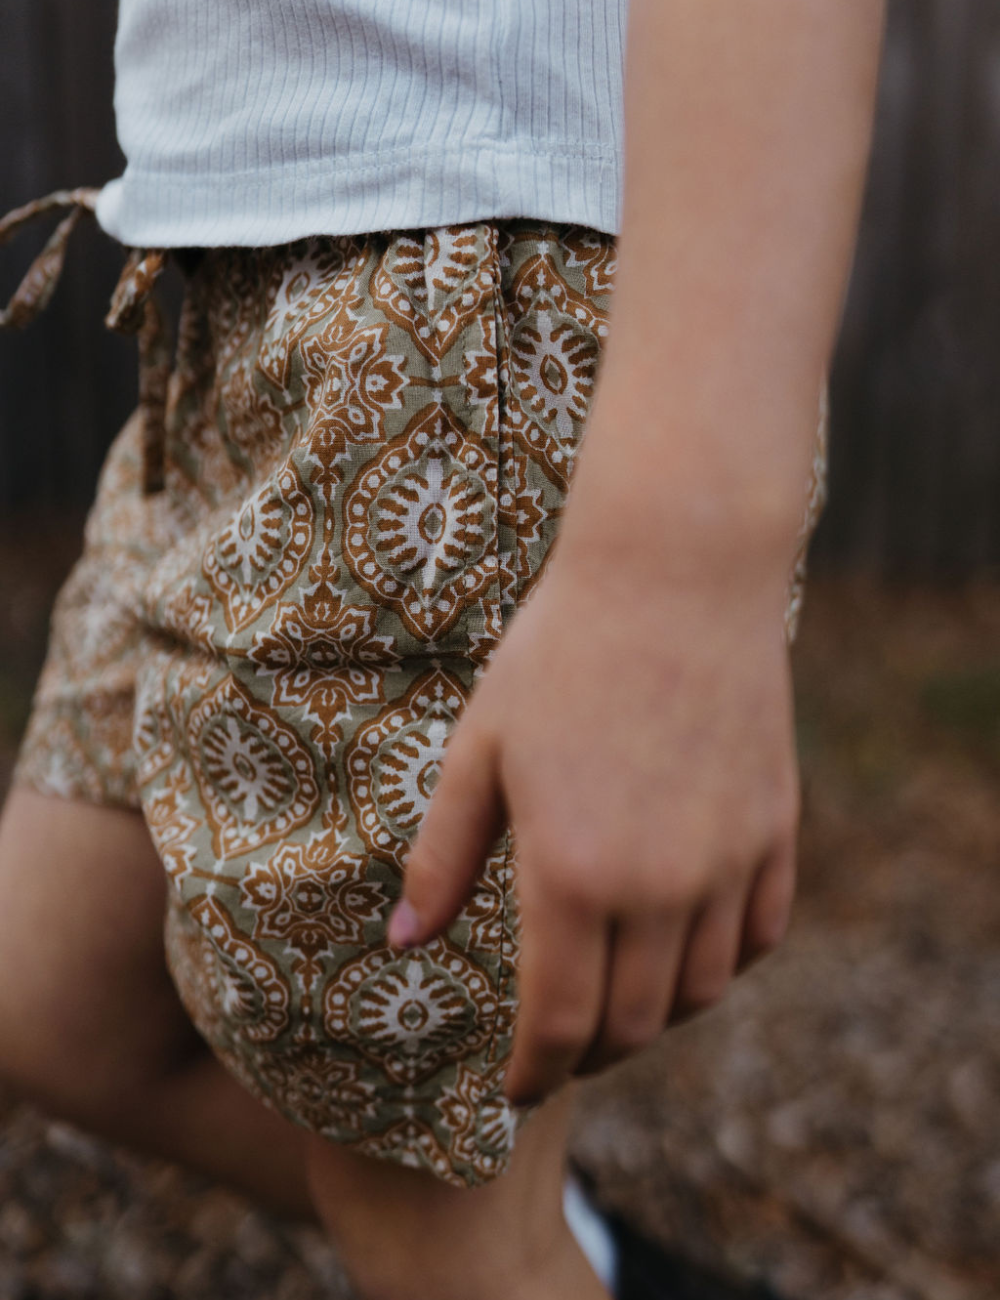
[11, 213, 828, 1188]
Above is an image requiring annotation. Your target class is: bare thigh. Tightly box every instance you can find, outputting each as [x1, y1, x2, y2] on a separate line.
[0, 785, 202, 1115]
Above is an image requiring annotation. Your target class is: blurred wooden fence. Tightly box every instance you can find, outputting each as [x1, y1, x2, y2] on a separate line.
[0, 0, 130, 511]
[828, 0, 1000, 575]
[2, 0, 1000, 575]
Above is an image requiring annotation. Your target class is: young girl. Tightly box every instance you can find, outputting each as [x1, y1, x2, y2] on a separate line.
[0, 3, 886, 1297]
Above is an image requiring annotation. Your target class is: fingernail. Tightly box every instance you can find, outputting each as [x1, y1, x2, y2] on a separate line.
[387, 900, 421, 949]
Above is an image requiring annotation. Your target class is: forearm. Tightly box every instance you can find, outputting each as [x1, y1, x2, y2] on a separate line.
[560, 0, 886, 576]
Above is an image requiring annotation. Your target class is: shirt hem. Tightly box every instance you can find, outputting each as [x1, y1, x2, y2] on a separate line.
[94, 141, 622, 246]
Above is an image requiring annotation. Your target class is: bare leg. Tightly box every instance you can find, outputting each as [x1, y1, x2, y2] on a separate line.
[0, 787, 313, 1220]
[306, 1085, 611, 1300]
[0, 787, 608, 1296]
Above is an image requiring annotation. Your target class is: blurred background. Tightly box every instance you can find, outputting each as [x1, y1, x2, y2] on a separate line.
[0, 1, 998, 1297]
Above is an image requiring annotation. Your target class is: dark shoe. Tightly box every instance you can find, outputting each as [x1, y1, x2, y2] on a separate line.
[569, 1161, 794, 1300]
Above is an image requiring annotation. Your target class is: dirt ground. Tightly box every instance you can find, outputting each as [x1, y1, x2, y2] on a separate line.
[0, 524, 997, 1300]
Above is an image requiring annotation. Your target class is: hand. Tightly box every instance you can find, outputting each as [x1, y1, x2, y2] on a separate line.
[386, 538, 802, 1108]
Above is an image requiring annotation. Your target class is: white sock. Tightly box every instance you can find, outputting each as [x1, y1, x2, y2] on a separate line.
[563, 1172, 620, 1294]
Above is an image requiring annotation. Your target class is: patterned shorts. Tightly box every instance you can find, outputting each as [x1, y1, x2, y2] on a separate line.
[7, 204, 828, 1188]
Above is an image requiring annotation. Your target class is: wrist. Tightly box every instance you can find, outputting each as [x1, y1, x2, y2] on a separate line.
[558, 401, 817, 588]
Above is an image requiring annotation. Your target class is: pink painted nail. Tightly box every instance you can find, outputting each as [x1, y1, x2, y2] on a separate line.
[387, 900, 421, 949]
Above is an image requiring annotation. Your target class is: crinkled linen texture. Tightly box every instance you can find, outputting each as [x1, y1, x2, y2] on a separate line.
[15, 220, 827, 1187]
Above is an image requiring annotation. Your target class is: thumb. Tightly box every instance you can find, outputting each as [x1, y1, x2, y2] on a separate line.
[386, 719, 506, 949]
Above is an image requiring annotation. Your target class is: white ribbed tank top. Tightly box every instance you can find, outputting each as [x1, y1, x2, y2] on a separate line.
[95, 0, 627, 247]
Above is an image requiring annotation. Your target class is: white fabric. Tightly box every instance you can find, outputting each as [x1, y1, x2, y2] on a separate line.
[564, 1173, 620, 1294]
[96, 0, 627, 247]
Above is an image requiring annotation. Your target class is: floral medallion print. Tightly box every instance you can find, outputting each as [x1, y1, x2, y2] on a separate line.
[439, 1062, 517, 1180]
[241, 838, 386, 988]
[214, 361, 290, 484]
[298, 313, 409, 473]
[203, 248, 267, 383]
[561, 225, 620, 296]
[354, 1116, 457, 1182]
[15, 714, 107, 806]
[501, 242, 610, 492]
[323, 940, 497, 1085]
[460, 304, 502, 437]
[132, 648, 179, 786]
[257, 238, 360, 391]
[466, 593, 505, 668]
[15, 217, 829, 1190]
[370, 225, 498, 363]
[345, 667, 467, 870]
[342, 403, 499, 643]
[163, 892, 274, 1100]
[142, 525, 220, 654]
[246, 546, 395, 757]
[203, 462, 315, 632]
[179, 895, 292, 1044]
[496, 445, 549, 604]
[79, 407, 177, 552]
[142, 767, 199, 887]
[253, 1046, 376, 1138]
[187, 674, 320, 859]
[464, 843, 513, 954]
[48, 556, 143, 677]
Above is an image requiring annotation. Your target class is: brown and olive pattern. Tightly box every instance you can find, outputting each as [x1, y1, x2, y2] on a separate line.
[14, 218, 827, 1187]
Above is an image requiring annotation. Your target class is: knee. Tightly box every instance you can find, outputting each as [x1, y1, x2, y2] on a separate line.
[0, 985, 203, 1125]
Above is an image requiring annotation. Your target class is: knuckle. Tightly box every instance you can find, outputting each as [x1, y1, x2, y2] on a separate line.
[524, 994, 594, 1056]
[532, 849, 609, 913]
[531, 1018, 588, 1059]
[578, 1044, 625, 1075]
[676, 992, 721, 1018]
[677, 974, 728, 1015]
[721, 842, 769, 894]
[747, 911, 789, 955]
[710, 855, 746, 896]
[657, 862, 703, 912]
[628, 862, 682, 912]
[525, 818, 620, 884]
[608, 1015, 658, 1059]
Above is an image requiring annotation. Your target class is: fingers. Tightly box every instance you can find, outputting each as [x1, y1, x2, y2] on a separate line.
[573, 912, 688, 1077]
[738, 839, 797, 969]
[505, 845, 795, 1104]
[664, 839, 798, 1027]
[669, 886, 748, 1026]
[387, 720, 505, 949]
[503, 899, 609, 1108]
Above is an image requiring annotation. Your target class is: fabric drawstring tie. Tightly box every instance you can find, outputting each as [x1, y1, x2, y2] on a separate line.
[0, 187, 171, 493]
[104, 246, 170, 493]
[0, 187, 99, 329]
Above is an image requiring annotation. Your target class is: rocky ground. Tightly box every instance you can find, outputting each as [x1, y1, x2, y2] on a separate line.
[0, 524, 997, 1299]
